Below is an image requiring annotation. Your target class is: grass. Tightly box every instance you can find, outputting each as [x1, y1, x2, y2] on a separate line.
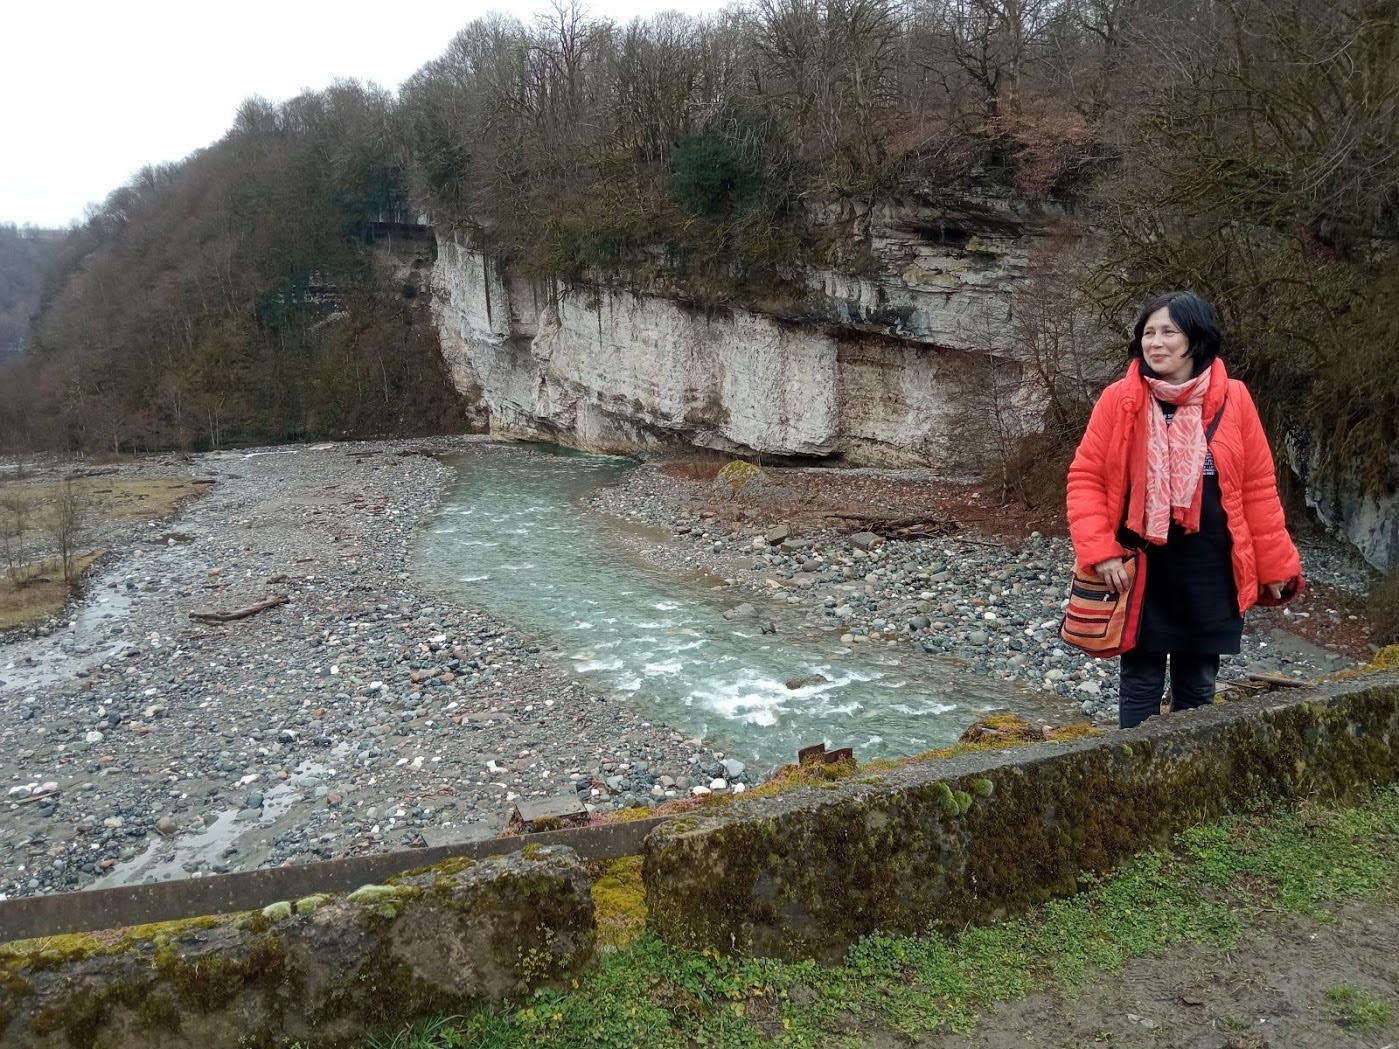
[0, 476, 204, 526]
[1325, 986, 1393, 1030]
[0, 552, 101, 630]
[364, 787, 1399, 1049]
[0, 475, 205, 630]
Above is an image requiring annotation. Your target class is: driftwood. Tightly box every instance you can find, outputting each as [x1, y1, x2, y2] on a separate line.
[1245, 672, 1309, 688]
[1216, 673, 1312, 698]
[189, 594, 288, 624]
[826, 512, 962, 540]
[15, 790, 60, 806]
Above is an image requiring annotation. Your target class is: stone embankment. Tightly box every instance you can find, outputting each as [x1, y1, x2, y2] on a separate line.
[644, 672, 1399, 961]
[0, 441, 734, 902]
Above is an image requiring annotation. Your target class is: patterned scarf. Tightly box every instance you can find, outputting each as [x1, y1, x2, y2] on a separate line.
[1140, 368, 1212, 543]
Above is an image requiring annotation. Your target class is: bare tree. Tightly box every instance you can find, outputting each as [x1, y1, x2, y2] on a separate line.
[48, 477, 90, 583]
[917, 0, 1058, 117]
[0, 490, 31, 585]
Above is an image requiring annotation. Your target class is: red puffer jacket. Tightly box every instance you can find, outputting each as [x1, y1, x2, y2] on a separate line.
[1067, 359, 1302, 614]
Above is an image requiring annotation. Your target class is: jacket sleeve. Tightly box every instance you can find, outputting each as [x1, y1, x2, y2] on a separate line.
[1066, 387, 1129, 569]
[1235, 382, 1302, 585]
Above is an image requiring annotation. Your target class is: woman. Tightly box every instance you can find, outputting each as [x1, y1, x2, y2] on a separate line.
[1066, 291, 1303, 729]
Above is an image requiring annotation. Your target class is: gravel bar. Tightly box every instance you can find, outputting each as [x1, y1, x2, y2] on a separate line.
[0, 440, 735, 901]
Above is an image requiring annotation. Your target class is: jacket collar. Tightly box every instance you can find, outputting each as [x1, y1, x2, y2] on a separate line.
[1121, 357, 1230, 416]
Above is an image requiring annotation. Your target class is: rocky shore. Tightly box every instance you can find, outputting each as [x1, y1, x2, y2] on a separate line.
[0, 442, 1380, 904]
[0, 440, 736, 901]
[590, 462, 1381, 723]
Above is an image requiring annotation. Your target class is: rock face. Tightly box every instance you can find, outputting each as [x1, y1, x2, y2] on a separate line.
[431, 195, 1052, 466]
[800, 193, 1050, 345]
[1297, 443, 1399, 572]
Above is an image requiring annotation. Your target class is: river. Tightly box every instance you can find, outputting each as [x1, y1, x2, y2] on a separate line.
[415, 443, 1025, 771]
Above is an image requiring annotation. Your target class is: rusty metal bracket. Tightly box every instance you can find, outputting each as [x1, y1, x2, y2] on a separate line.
[797, 742, 854, 766]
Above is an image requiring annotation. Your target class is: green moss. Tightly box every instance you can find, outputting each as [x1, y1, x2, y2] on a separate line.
[954, 790, 974, 815]
[394, 856, 477, 881]
[294, 894, 330, 914]
[589, 857, 647, 950]
[934, 782, 958, 816]
[261, 901, 294, 921]
[521, 843, 546, 861]
[0, 914, 227, 972]
[972, 779, 994, 798]
[716, 460, 762, 490]
[347, 883, 415, 905]
[1365, 645, 1399, 672]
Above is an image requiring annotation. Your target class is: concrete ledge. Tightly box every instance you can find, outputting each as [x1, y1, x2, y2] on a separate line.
[643, 674, 1399, 961]
[0, 846, 594, 1049]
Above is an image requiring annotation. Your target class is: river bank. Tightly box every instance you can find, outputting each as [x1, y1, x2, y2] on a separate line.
[0, 442, 1381, 903]
[588, 459, 1382, 723]
[0, 439, 734, 901]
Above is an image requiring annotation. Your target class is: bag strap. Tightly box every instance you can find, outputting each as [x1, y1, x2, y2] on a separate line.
[1205, 395, 1228, 443]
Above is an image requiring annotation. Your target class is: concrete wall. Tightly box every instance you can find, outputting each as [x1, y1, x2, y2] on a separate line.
[0, 847, 593, 1049]
[643, 673, 1399, 961]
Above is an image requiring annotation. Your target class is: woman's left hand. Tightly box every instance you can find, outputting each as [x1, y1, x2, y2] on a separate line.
[1262, 581, 1286, 600]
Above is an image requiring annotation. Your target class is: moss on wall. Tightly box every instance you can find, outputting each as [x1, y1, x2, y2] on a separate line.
[644, 676, 1399, 961]
[0, 848, 596, 1049]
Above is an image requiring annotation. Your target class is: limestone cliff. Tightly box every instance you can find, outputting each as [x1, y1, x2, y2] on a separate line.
[1297, 444, 1399, 575]
[431, 195, 1052, 466]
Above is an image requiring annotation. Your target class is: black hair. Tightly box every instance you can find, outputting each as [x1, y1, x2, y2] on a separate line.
[1129, 290, 1222, 377]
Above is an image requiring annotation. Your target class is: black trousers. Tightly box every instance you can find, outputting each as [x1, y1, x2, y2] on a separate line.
[1119, 649, 1221, 729]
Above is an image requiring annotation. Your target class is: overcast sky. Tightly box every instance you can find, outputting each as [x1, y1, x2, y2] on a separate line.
[1, 0, 733, 228]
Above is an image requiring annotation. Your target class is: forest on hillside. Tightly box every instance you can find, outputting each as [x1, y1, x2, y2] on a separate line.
[0, 85, 466, 452]
[0, 0, 1394, 499]
[0, 225, 63, 361]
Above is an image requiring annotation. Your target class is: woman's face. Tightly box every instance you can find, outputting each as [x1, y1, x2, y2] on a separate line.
[1141, 307, 1193, 384]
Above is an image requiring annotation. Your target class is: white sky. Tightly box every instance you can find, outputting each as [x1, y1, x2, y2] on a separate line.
[1, 0, 733, 228]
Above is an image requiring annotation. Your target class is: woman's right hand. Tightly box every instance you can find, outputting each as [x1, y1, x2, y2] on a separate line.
[1094, 556, 1130, 593]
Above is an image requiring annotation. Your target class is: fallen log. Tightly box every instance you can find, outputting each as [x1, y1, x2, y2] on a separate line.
[189, 594, 288, 624]
[15, 790, 60, 806]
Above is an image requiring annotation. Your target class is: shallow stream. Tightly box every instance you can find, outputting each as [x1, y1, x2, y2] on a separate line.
[415, 444, 1026, 771]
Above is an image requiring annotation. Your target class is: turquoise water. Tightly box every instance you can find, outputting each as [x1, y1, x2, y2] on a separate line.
[414, 443, 1020, 770]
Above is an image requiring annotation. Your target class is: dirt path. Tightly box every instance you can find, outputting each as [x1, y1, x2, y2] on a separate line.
[909, 903, 1399, 1049]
